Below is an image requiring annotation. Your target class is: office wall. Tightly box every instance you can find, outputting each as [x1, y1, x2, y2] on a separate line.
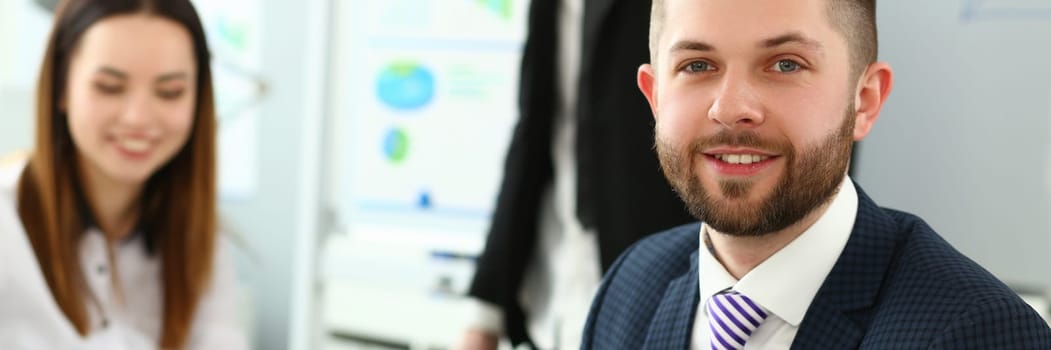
[857, 1, 1051, 289]
[219, 0, 328, 348]
[0, 87, 33, 155]
[0, 0, 48, 156]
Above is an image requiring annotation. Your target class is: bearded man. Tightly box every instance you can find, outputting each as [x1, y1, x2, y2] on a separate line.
[580, 0, 1051, 349]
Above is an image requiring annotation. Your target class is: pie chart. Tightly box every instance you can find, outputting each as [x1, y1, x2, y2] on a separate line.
[376, 61, 435, 110]
[383, 127, 410, 164]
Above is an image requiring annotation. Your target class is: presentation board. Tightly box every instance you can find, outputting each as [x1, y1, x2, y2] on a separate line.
[319, 0, 530, 347]
[334, 0, 529, 254]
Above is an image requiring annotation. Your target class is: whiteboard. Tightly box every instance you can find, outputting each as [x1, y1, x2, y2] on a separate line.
[319, 0, 530, 347]
[857, 0, 1051, 289]
[329, 0, 529, 254]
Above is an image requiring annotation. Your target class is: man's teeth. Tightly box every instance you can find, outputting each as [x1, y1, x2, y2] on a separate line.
[715, 154, 768, 165]
[118, 138, 150, 152]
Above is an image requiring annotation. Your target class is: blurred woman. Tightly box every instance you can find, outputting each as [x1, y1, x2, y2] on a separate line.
[0, 0, 246, 348]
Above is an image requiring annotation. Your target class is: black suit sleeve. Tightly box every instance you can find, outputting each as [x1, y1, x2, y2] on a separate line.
[466, 0, 558, 346]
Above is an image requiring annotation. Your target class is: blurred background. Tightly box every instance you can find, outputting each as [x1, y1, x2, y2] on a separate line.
[0, 0, 1049, 349]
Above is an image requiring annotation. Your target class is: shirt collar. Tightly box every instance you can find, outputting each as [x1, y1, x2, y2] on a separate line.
[698, 176, 858, 326]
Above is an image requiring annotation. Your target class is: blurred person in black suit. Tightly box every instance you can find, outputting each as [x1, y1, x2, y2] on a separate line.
[459, 0, 693, 349]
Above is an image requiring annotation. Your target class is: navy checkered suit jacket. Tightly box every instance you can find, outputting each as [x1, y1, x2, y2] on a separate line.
[582, 185, 1051, 349]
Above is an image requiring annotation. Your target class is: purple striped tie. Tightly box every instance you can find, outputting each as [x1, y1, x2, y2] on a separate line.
[707, 291, 769, 350]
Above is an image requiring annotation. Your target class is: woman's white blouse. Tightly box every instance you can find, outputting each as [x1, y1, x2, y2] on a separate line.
[0, 162, 248, 349]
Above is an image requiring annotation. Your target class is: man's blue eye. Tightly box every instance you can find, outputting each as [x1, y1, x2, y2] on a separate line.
[686, 61, 712, 73]
[774, 59, 801, 73]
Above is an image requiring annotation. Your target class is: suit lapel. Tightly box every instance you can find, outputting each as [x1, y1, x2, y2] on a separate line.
[643, 250, 700, 349]
[791, 185, 902, 349]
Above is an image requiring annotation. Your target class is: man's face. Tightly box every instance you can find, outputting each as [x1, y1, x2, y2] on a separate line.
[639, 0, 882, 236]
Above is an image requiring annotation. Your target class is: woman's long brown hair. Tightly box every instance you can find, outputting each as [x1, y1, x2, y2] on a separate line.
[17, 0, 217, 348]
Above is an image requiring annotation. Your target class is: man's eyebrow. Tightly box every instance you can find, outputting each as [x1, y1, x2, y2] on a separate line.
[667, 33, 823, 54]
[761, 32, 824, 51]
[669, 40, 715, 53]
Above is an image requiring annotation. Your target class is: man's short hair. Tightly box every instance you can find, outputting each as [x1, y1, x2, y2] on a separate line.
[648, 0, 878, 79]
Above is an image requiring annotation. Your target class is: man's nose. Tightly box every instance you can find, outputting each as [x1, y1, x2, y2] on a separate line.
[708, 75, 764, 129]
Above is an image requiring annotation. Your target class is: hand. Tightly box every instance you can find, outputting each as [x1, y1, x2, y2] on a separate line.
[458, 329, 499, 350]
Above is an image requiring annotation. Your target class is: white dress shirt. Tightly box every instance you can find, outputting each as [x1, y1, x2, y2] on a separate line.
[0, 161, 248, 350]
[465, 0, 601, 348]
[691, 177, 859, 350]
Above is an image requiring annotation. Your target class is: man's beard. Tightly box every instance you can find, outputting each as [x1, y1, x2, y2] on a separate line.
[655, 107, 855, 237]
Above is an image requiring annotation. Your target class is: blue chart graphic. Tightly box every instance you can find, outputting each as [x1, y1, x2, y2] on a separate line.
[382, 127, 410, 164]
[376, 61, 436, 110]
[417, 190, 432, 209]
[477, 0, 513, 20]
[962, 0, 1051, 21]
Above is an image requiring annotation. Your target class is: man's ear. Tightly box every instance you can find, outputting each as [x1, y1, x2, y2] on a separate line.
[638, 63, 659, 121]
[852, 61, 893, 140]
